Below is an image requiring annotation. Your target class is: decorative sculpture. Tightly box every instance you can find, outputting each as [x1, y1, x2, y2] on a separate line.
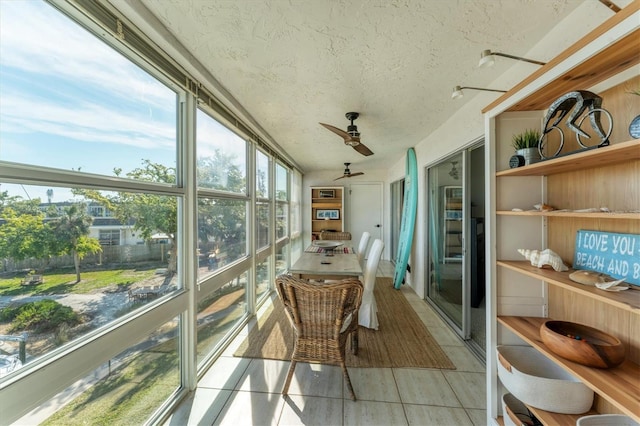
[518, 248, 569, 272]
[538, 90, 612, 158]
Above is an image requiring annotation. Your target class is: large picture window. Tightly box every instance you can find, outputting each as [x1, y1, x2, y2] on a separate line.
[196, 110, 247, 194]
[196, 197, 248, 277]
[0, 1, 299, 423]
[0, 183, 180, 367]
[0, 1, 177, 179]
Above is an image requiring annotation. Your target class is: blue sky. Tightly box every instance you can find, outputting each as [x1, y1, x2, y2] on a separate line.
[0, 1, 246, 203]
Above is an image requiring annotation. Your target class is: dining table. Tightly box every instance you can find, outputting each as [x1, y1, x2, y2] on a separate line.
[289, 241, 362, 281]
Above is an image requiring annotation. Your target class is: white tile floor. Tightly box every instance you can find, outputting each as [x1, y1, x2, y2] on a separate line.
[166, 261, 487, 426]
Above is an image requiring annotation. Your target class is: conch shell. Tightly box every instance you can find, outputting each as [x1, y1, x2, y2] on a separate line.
[517, 248, 568, 272]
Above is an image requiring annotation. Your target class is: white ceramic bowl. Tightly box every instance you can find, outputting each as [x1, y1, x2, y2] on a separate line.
[312, 241, 343, 250]
[577, 415, 640, 426]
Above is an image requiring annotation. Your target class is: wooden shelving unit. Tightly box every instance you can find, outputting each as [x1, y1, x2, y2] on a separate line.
[486, 3, 640, 425]
[498, 316, 640, 420]
[310, 186, 344, 240]
[442, 186, 463, 262]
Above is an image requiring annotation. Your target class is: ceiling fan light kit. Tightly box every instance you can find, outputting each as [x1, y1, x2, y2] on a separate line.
[319, 112, 374, 156]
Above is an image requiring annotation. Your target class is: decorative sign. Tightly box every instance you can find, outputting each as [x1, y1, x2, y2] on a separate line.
[573, 230, 640, 286]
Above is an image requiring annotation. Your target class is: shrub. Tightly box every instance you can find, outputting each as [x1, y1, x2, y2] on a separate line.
[0, 299, 80, 333]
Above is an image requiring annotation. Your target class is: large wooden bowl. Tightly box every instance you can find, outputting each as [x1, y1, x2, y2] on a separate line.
[540, 320, 625, 369]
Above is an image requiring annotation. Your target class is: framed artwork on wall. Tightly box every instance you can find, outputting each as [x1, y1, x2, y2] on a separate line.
[315, 209, 340, 220]
[319, 189, 335, 198]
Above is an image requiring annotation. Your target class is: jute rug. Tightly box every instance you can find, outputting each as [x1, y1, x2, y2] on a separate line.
[234, 277, 456, 369]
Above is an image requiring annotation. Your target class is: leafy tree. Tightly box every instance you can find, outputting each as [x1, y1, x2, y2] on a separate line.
[197, 198, 246, 262]
[197, 149, 245, 192]
[49, 203, 102, 283]
[74, 160, 178, 272]
[0, 207, 49, 261]
[74, 154, 248, 272]
[0, 190, 42, 216]
[196, 151, 247, 261]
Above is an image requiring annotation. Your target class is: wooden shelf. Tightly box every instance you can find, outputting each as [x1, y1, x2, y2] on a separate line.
[311, 202, 341, 208]
[496, 140, 640, 177]
[498, 316, 640, 422]
[312, 197, 340, 202]
[496, 210, 640, 219]
[525, 406, 597, 426]
[497, 260, 640, 312]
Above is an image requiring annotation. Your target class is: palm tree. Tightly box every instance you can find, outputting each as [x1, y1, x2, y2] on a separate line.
[50, 203, 102, 283]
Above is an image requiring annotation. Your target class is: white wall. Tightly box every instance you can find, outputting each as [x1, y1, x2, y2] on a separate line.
[382, 1, 619, 299]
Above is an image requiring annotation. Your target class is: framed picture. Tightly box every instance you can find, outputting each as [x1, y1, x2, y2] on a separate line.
[315, 209, 340, 220]
[318, 189, 335, 198]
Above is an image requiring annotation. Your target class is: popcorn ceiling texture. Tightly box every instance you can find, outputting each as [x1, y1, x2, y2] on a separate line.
[120, 0, 613, 172]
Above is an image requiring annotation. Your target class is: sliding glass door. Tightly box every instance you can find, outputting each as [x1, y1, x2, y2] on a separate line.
[426, 152, 465, 332]
[426, 143, 485, 356]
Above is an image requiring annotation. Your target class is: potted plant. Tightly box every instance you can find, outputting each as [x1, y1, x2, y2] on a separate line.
[512, 129, 541, 165]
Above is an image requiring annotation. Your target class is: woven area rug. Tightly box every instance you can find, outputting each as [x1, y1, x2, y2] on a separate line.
[234, 277, 456, 369]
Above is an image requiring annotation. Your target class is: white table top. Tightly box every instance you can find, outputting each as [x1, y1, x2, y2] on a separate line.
[290, 246, 362, 279]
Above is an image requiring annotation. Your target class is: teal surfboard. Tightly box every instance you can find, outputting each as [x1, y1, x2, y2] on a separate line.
[393, 148, 418, 289]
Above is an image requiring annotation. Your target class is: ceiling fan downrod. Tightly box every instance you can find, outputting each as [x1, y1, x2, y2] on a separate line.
[345, 112, 360, 144]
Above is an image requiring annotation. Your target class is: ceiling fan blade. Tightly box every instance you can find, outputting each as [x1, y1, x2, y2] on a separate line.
[319, 122, 350, 139]
[353, 142, 374, 156]
[334, 171, 364, 180]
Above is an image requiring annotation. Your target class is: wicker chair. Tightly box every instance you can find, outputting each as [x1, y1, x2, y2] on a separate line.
[275, 274, 363, 400]
[319, 230, 352, 240]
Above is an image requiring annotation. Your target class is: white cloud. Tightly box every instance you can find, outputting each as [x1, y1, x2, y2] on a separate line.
[0, 1, 172, 108]
[0, 0, 179, 170]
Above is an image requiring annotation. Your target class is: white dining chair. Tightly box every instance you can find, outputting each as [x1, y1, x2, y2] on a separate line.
[358, 238, 384, 330]
[356, 231, 371, 264]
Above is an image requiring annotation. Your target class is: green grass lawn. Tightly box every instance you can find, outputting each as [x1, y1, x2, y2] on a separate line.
[0, 268, 158, 297]
[42, 339, 180, 426]
[5, 277, 249, 424]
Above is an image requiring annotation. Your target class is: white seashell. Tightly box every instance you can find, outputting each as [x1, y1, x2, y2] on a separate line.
[595, 279, 628, 292]
[517, 248, 569, 272]
[569, 270, 611, 285]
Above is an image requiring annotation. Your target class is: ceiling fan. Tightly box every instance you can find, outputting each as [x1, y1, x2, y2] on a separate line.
[319, 112, 374, 156]
[334, 163, 364, 181]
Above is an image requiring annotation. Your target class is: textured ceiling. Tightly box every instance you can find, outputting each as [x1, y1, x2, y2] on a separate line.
[116, 0, 619, 173]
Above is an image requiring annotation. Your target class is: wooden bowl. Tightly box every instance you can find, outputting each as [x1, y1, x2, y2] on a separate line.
[540, 320, 625, 369]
